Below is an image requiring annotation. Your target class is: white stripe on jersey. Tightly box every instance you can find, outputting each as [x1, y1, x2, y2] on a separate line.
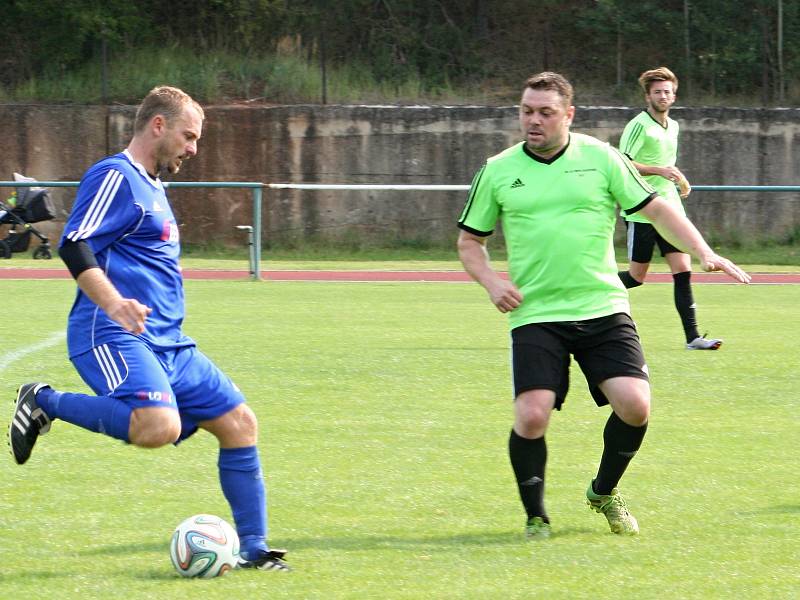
[67, 170, 124, 241]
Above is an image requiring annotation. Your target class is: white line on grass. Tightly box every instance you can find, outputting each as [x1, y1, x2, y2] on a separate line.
[0, 331, 66, 375]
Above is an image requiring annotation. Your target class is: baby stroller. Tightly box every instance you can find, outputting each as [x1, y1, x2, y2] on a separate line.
[0, 173, 56, 259]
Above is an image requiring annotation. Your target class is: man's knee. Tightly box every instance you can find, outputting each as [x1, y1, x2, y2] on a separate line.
[232, 404, 258, 440]
[601, 377, 651, 426]
[200, 403, 258, 447]
[613, 393, 650, 426]
[129, 408, 182, 448]
[514, 390, 555, 437]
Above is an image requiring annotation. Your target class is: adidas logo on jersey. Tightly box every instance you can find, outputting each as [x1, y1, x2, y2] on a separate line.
[510, 178, 525, 188]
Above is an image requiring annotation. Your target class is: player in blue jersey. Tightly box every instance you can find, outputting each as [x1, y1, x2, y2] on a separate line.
[7, 86, 289, 572]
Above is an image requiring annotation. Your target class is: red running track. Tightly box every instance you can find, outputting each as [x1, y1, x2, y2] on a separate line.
[1, 268, 798, 284]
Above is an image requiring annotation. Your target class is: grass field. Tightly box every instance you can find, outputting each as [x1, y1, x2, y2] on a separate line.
[0, 278, 798, 599]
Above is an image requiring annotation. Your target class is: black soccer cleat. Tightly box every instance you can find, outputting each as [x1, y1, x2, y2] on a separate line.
[8, 383, 52, 465]
[238, 549, 291, 572]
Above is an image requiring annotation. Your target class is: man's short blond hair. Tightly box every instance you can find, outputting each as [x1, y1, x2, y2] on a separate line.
[133, 86, 204, 133]
[638, 67, 679, 94]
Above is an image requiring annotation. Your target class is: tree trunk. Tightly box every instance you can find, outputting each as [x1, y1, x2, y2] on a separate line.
[616, 12, 623, 89]
[777, 0, 784, 104]
[761, 9, 770, 106]
[683, 0, 691, 99]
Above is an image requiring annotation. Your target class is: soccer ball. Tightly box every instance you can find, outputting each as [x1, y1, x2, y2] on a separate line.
[169, 514, 240, 578]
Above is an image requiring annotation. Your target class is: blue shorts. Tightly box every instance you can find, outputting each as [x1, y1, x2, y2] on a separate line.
[71, 336, 245, 441]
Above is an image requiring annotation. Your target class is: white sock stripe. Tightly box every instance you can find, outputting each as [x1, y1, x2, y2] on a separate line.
[68, 170, 123, 241]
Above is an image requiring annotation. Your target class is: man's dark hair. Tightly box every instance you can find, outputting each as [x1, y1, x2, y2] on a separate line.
[523, 72, 574, 106]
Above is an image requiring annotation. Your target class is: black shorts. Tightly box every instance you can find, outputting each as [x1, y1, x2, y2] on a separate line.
[626, 221, 682, 263]
[511, 313, 649, 410]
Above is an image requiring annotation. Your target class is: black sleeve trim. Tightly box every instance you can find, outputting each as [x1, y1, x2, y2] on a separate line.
[623, 192, 658, 216]
[457, 223, 493, 237]
[59, 240, 100, 279]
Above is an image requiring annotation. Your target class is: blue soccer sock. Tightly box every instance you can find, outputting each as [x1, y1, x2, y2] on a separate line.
[218, 446, 269, 559]
[36, 387, 131, 442]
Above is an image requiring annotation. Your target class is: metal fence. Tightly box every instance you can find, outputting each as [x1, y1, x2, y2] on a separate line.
[2, 180, 799, 280]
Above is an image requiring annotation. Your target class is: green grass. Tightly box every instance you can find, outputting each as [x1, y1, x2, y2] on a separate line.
[1, 279, 798, 598]
[3, 241, 800, 272]
[184, 240, 800, 268]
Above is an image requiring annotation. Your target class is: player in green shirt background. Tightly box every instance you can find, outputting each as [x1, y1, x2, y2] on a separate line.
[457, 71, 749, 539]
[617, 67, 721, 350]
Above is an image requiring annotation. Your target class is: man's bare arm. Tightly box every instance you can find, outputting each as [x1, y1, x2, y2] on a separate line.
[457, 230, 523, 313]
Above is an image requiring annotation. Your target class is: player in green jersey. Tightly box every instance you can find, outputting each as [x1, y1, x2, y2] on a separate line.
[617, 67, 720, 350]
[457, 72, 749, 538]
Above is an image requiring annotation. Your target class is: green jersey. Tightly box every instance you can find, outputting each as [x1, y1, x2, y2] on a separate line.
[619, 110, 684, 223]
[458, 134, 655, 330]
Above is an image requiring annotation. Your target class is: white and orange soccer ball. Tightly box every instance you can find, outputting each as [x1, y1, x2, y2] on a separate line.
[169, 514, 240, 578]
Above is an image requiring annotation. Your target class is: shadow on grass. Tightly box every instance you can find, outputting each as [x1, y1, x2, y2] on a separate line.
[77, 541, 166, 556]
[0, 526, 605, 584]
[751, 504, 800, 515]
[0, 568, 180, 584]
[71, 527, 604, 558]
[66, 532, 523, 562]
[269, 526, 598, 552]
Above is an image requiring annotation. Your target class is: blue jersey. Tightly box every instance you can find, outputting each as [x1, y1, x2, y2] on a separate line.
[60, 150, 194, 357]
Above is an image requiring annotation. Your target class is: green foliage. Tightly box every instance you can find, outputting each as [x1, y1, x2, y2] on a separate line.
[0, 279, 798, 598]
[1, 0, 799, 105]
[2, 44, 460, 105]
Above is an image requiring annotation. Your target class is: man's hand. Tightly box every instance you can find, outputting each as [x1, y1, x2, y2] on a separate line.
[657, 166, 691, 198]
[457, 230, 523, 313]
[699, 254, 752, 284]
[486, 278, 523, 313]
[638, 197, 750, 285]
[105, 298, 153, 334]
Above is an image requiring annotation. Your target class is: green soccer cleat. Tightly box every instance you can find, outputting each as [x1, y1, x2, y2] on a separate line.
[525, 516, 552, 540]
[586, 485, 639, 535]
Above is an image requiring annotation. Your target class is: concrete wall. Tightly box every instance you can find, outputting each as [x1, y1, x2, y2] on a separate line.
[2, 103, 799, 249]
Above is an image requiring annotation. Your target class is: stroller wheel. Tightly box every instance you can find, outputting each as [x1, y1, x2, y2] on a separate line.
[33, 245, 52, 260]
[0, 240, 11, 259]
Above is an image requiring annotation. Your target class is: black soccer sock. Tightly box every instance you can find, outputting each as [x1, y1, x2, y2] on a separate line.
[673, 271, 700, 342]
[593, 412, 648, 496]
[508, 429, 548, 522]
[618, 270, 643, 289]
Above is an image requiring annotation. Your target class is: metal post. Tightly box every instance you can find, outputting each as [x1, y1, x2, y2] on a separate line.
[252, 186, 262, 280]
[235, 226, 255, 277]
